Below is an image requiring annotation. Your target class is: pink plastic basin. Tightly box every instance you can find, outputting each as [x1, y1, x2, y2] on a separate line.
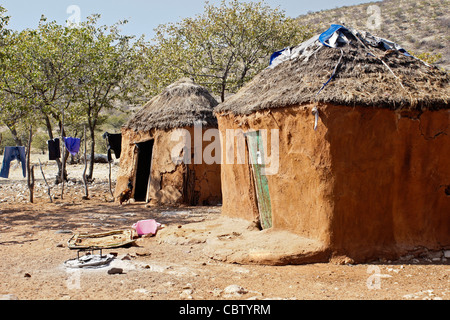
[132, 219, 159, 236]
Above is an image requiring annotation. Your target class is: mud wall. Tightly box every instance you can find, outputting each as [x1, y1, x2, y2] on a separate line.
[217, 104, 450, 261]
[323, 106, 450, 260]
[115, 126, 221, 206]
[217, 104, 334, 244]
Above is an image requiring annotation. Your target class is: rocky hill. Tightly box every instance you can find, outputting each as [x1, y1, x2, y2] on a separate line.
[296, 0, 449, 70]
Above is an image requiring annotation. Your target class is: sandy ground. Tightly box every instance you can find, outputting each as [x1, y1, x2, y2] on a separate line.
[0, 155, 449, 302]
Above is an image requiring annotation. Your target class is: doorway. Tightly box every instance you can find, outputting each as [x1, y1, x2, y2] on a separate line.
[245, 131, 273, 230]
[134, 139, 154, 202]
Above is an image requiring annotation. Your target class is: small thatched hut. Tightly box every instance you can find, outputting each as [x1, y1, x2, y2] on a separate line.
[215, 25, 450, 263]
[115, 78, 222, 206]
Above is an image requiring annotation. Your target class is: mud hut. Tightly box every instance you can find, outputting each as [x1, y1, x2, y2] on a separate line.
[115, 78, 222, 206]
[215, 25, 450, 263]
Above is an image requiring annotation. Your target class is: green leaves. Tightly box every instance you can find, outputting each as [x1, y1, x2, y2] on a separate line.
[1, 0, 314, 151]
[148, 0, 313, 102]
[0, 12, 146, 135]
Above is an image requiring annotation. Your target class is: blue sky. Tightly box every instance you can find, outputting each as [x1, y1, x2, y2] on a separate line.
[1, 0, 371, 39]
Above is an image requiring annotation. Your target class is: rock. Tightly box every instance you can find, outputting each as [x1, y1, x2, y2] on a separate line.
[223, 285, 248, 297]
[444, 250, 450, 259]
[107, 268, 124, 275]
[55, 230, 73, 234]
[24, 273, 31, 278]
[86, 154, 109, 163]
[123, 212, 136, 217]
[135, 249, 151, 257]
[211, 288, 223, 297]
[134, 289, 149, 295]
[0, 294, 18, 300]
[180, 289, 193, 299]
[182, 283, 193, 290]
[428, 251, 442, 260]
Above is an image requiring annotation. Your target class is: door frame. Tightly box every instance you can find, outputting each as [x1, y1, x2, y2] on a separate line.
[132, 139, 155, 202]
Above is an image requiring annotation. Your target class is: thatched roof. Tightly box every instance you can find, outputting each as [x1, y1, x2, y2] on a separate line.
[126, 78, 218, 131]
[215, 26, 449, 116]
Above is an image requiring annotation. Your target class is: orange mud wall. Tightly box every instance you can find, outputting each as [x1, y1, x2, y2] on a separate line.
[218, 103, 450, 262]
[115, 126, 221, 206]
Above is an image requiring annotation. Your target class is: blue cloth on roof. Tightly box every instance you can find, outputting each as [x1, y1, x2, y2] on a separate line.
[319, 24, 348, 47]
[270, 49, 287, 65]
[268, 24, 413, 69]
[64, 137, 81, 156]
[0, 146, 27, 179]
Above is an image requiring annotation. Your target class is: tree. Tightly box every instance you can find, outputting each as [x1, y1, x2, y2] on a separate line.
[0, 90, 31, 146]
[149, 0, 313, 101]
[410, 51, 443, 65]
[0, 14, 147, 182]
[0, 5, 10, 44]
[74, 15, 147, 180]
[0, 17, 94, 181]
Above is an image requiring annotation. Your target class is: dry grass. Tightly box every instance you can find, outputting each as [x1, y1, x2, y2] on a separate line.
[125, 78, 218, 132]
[215, 33, 449, 116]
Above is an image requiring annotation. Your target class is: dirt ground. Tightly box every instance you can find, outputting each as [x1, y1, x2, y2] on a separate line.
[0, 155, 449, 301]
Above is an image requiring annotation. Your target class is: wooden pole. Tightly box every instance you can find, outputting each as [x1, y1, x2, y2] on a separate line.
[107, 136, 114, 200]
[27, 126, 34, 204]
[38, 159, 52, 203]
[82, 125, 89, 200]
[60, 108, 65, 200]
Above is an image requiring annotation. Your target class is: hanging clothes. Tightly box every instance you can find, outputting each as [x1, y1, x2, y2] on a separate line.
[64, 137, 81, 156]
[102, 132, 122, 162]
[47, 138, 61, 161]
[0, 146, 27, 179]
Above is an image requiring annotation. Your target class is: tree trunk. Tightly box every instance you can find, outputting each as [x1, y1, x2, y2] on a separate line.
[43, 114, 66, 184]
[87, 127, 96, 181]
[7, 125, 23, 146]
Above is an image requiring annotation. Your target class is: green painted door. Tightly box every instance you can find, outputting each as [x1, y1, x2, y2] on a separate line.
[246, 131, 273, 230]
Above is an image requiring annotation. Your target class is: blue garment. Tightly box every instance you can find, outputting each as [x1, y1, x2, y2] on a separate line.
[64, 137, 81, 156]
[0, 146, 27, 179]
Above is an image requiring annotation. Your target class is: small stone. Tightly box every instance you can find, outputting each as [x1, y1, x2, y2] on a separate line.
[428, 251, 442, 259]
[55, 230, 72, 234]
[223, 284, 248, 297]
[180, 289, 193, 299]
[107, 268, 124, 275]
[211, 288, 223, 297]
[182, 283, 193, 290]
[444, 250, 450, 258]
[134, 289, 149, 294]
[135, 249, 151, 257]
[0, 294, 18, 300]
[24, 273, 31, 278]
